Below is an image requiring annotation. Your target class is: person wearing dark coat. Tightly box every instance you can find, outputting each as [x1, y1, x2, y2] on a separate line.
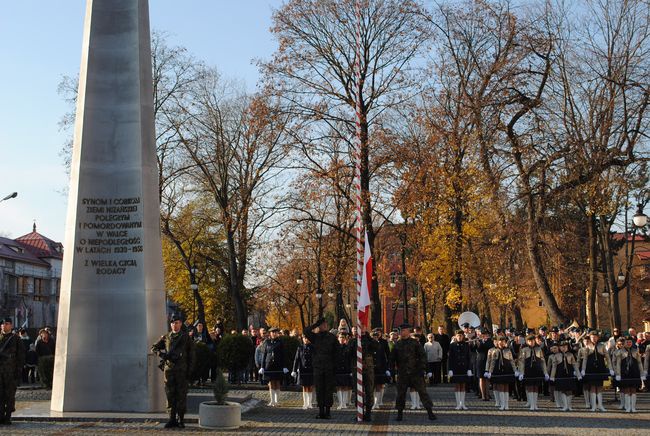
[334, 331, 354, 410]
[303, 317, 338, 419]
[475, 329, 493, 401]
[292, 335, 315, 409]
[448, 330, 472, 410]
[259, 327, 288, 407]
[435, 326, 451, 382]
[371, 329, 390, 409]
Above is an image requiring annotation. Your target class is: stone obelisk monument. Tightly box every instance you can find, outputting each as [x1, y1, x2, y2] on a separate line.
[52, 0, 166, 412]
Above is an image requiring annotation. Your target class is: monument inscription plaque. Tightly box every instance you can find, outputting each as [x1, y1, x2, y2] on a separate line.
[51, 0, 166, 412]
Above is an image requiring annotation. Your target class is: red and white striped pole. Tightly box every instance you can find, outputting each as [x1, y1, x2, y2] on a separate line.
[354, 0, 364, 423]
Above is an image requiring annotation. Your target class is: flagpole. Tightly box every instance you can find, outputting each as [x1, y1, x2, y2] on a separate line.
[354, 0, 364, 423]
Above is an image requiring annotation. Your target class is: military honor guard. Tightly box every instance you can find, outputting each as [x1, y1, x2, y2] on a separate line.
[448, 329, 472, 410]
[259, 327, 288, 407]
[485, 335, 517, 410]
[151, 314, 194, 429]
[580, 330, 612, 412]
[292, 334, 315, 409]
[389, 324, 436, 421]
[613, 336, 645, 413]
[303, 317, 338, 419]
[359, 330, 379, 421]
[549, 340, 581, 411]
[518, 334, 549, 411]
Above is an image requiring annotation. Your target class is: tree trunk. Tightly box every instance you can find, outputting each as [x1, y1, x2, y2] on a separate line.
[226, 230, 248, 331]
[513, 305, 523, 330]
[586, 214, 598, 327]
[524, 199, 570, 325]
[597, 218, 621, 329]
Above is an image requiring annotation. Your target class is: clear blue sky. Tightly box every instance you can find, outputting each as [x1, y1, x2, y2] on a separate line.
[0, 1, 278, 242]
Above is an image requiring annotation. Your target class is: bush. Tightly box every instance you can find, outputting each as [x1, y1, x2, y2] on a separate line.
[38, 355, 55, 388]
[212, 371, 228, 404]
[279, 336, 300, 369]
[216, 334, 254, 373]
[192, 341, 214, 382]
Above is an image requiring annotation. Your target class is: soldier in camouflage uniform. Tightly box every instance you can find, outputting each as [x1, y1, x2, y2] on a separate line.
[303, 317, 338, 419]
[0, 318, 24, 425]
[152, 314, 194, 428]
[388, 324, 436, 421]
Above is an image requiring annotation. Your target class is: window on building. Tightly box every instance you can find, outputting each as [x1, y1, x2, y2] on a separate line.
[34, 278, 44, 295]
[538, 299, 544, 307]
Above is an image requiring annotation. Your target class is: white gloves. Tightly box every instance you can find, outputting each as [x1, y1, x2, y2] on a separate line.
[642, 375, 647, 381]
[550, 377, 555, 382]
[544, 374, 550, 381]
[615, 375, 621, 381]
[386, 370, 391, 377]
[484, 372, 491, 379]
[467, 370, 473, 377]
[609, 369, 615, 376]
[581, 369, 585, 377]
[283, 368, 289, 374]
[518, 374, 524, 381]
[448, 370, 454, 378]
[291, 371, 297, 378]
[514, 371, 520, 378]
[427, 372, 433, 379]
[258, 368, 264, 375]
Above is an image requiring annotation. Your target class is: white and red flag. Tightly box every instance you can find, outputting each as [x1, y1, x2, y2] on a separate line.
[358, 231, 372, 329]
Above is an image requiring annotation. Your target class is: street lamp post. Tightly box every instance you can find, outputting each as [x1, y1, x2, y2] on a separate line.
[629, 203, 648, 328]
[190, 264, 198, 323]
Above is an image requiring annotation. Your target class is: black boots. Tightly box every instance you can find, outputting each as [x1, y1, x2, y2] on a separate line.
[426, 407, 436, 420]
[363, 404, 372, 422]
[324, 406, 331, 419]
[396, 409, 403, 421]
[177, 412, 185, 428]
[316, 406, 325, 419]
[164, 409, 178, 428]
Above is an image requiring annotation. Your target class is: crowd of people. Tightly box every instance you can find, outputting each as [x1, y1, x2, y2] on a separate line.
[154, 316, 649, 427]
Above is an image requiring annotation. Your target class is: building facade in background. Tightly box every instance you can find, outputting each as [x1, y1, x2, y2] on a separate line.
[0, 224, 62, 328]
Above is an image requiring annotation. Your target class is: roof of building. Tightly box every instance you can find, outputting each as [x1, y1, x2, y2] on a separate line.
[637, 251, 650, 262]
[0, 236, 50, 267]
[612, 232, 647, 242]
[14, 223, 63, 260]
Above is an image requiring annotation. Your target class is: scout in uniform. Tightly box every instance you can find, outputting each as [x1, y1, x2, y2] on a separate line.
[151, 314, 194, 428]
[303, 317, 338, 419]
[0, 318, 24, 425]
[549, 340, 581, 411]
[389, 324, 436, 421]
[576, 334, 593, 408]
[614, 336, 645, 413]
[485, 335, 517, 410]
[371, 328, 390, 409]
[448, 329, 472, 410]
[580, 330, 612, 412]
[546, 342, 561, 408]
[334, 331, 353, 409]
[259, 327, 288, 407]
[518, 334, 548, 411]
[292, 334, 315, 409]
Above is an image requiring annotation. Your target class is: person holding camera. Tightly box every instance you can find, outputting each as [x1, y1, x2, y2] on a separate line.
[151, 314, 194, 429]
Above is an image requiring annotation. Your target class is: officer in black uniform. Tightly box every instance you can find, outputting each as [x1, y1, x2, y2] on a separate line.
[389, 324, 436, 421]
[303, 317, 338, 419]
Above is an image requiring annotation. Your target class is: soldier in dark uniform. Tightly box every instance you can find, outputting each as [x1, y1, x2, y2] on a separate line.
[303, 317, 338, 419]
[259, 327, 288, 407]
[0, 318, 24, 425]
[151, 314, 194, 428]
[388, 324, 435, 421]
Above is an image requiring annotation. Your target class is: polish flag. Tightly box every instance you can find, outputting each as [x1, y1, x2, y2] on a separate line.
[358, 232, 372, 328]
